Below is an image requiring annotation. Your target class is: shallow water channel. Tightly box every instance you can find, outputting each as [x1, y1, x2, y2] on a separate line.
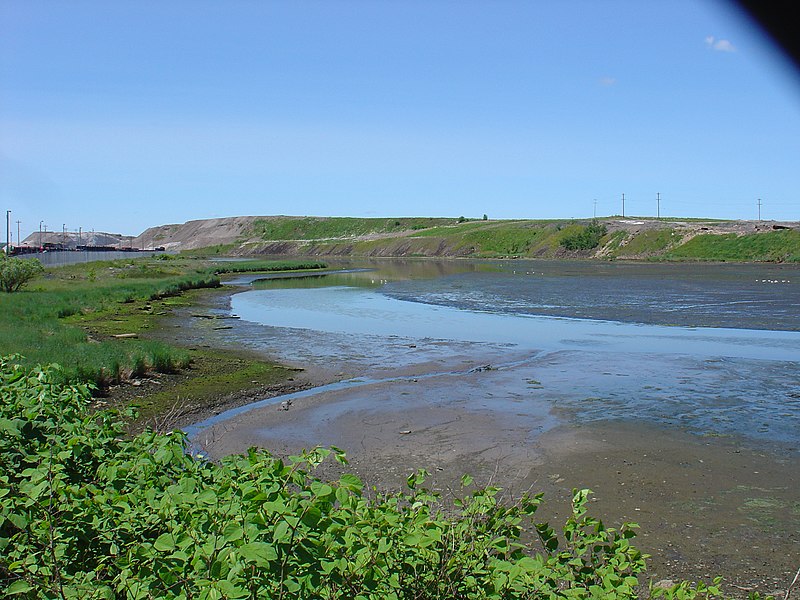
[187, 259, 800, 593]
[195, 260, 800, 449]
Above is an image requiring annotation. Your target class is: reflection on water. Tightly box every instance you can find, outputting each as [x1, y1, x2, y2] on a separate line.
[383, 260, 800, 331]
[224, 259, 800, 451]
[233, 286, 798, 360]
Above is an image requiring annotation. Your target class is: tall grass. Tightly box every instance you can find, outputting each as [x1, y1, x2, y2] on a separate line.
[0, 267, 218, 390]
[0, 257, 331, 391]
[209, 260, 327, 274]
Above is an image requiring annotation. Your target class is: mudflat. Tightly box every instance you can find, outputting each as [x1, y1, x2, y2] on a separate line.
[179, 260, 800, 598]
[194, 367, 798, 597]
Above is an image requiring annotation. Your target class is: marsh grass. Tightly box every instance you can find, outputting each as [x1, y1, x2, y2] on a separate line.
[209, 259, 327, 273]
[0, 287, 205, 390]
[1, 256, 327, 390]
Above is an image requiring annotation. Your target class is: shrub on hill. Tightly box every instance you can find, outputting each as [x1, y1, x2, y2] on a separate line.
[560, 222, 608, 252]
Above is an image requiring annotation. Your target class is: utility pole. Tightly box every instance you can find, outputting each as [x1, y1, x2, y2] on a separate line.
[593, 199, 597, 219]
[63, 224, 67, 247]
[16, 221, 21, 247]
[6, 210, 10, 253]
[621, 193, 625, 218]
[757, 198, 762, 221]
[657, 193, 661, 219]
[78, 227, 82, 246]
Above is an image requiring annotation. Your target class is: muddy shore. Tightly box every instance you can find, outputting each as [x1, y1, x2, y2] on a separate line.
[195, 370, 799, 598]
[146, 281, 798, 598]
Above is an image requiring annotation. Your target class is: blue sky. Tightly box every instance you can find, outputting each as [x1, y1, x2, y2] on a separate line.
[2, 1, 799, 238]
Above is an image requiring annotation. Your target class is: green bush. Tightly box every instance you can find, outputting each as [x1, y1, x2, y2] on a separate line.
[0, 257, 44, 293]
[0, 358, 760, 599]
[560, 222, 608, 251]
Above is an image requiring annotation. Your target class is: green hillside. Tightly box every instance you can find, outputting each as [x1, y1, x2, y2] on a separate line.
[664, 229, 800, 262]
[248, 216, 455, 240]
[148, 215, 800, 263]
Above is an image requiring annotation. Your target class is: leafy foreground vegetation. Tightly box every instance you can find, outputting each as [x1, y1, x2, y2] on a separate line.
[0, 257, 325, 390]
[0, 358, 767, 599]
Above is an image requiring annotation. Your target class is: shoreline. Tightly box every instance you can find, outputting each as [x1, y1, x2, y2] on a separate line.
[194, 368, 800, 597]
[129, 275, 799, 598]
[111, 283, 340, 431]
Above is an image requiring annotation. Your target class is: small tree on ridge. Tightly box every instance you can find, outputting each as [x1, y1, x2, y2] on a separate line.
[0, 256, 44, 292]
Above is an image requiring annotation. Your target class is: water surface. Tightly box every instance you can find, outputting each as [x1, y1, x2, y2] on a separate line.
[219, 260, 800, 450]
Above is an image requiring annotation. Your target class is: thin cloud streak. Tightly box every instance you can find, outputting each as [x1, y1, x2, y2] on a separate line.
[705, 35, 736, 52]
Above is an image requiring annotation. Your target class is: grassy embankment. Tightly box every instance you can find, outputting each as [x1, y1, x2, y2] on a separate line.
[241, 217, 594, 258]
[249, 216, 457, 239]
[227, 216, 800, 261]
[664, 229, 800, 262]
[405, 223, 800, 261]
[0, 256, 326, 422]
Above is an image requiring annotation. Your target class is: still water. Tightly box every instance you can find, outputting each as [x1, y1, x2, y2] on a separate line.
[221, 260, 800, 451]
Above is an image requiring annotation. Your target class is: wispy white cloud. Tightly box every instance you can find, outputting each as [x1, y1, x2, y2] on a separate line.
[599, 76, 617, 87]
[705, 35, 735, 52]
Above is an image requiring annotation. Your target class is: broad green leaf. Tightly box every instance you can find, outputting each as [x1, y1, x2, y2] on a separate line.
[6, 580, 32, 594]
[8, 513, 27, 530]
[239, 542, 278, 566]
[335, 486, 350, 505]
[274, 520, 290, 541]
[153, 533, 176, 552]
[339, 473, 363, 491]
[311, 482, 333, 498]
[222, 523, 243, 542]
